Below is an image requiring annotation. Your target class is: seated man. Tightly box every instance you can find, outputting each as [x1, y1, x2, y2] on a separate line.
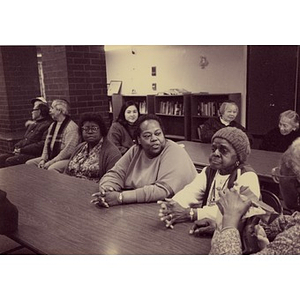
[26, 99, 80, 173]
[0, 98, 52, 168]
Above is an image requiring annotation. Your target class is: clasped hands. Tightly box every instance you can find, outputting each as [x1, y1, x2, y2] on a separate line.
[158, 182, 257, 237]
[91, 186, 121, 208]
[157, 199, 216, 236]
[38, 159, 54, 170]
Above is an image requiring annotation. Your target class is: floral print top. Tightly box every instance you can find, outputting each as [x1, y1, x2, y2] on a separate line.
[210, 212, 300, 255]
[67, 139, 104, 182]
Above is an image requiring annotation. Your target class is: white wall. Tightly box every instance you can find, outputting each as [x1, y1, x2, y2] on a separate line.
[105, 45, 247, 125]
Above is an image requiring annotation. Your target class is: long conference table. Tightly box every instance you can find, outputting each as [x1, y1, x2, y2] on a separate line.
[0, 164, 211, 255]
[178, 141, 282, 183]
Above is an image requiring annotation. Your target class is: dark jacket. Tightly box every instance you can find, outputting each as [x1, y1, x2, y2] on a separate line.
[15, 117, 52, 156]
[260, 127, 300, 152]
[107, 122, 136, 155]
[200, 117, 252, 144]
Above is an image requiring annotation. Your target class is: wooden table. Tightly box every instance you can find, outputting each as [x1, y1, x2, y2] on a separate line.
[178, 141, 282, 183]
[0, 165, 211, 255]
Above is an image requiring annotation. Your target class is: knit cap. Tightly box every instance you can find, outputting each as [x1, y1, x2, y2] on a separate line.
[212, 127, 251, 163]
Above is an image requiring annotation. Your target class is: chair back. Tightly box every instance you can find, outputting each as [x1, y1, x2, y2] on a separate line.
[260, 189, 283, 214]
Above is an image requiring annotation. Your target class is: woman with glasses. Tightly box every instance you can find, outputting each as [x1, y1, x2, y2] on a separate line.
[64, 113, 121, 182]
[210, 137, 300, 254]
[107, 101, 140, 155]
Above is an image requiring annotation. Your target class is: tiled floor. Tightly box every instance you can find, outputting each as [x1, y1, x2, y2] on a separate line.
[0, 235, 35, 255]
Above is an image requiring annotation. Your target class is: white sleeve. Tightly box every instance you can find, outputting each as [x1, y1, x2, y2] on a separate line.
[172, 167, 208, 208]
[239, 171, 260, 199]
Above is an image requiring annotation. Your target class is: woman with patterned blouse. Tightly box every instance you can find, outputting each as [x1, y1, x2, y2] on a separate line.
[210, 137, 300, 254]
[65, 113, 121, 183]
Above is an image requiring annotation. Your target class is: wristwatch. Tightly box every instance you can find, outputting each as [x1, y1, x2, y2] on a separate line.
[118, 192, 123, 204]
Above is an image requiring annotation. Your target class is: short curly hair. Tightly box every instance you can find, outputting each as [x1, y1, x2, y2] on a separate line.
[78, 112, 108, 139]
[280, 137, 300, 182]
[219, 101, 239, 117]
[279, 110, 299, 130]
[134, 114, 165, 141]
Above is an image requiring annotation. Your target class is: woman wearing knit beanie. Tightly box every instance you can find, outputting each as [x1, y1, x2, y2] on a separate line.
[158, 127, 260, 234]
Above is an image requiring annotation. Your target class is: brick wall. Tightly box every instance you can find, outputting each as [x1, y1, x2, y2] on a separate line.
[0, 46, 40, 153]
[41, 45, 109, 125]
[0, 46, 40, 133]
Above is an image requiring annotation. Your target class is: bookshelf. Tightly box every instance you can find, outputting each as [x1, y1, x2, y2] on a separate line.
[153, 94, 191, 141]
[111, 94, 154, 121]
[190, 93, 241, 142]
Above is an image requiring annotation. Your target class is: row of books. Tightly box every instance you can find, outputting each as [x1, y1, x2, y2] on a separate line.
[158, 101, 184, 115]
[196, 101, 222, 117]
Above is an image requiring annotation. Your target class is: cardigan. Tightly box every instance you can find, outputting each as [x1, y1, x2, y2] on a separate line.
[107, 122, 136, 155]
[200, 117, 252, 144]
[41, 118, 80, 163]
[99, 139, 197, 203]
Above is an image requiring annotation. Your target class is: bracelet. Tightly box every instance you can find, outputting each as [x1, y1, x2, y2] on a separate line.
[118, 192, 123, 204]
[189, 208, 195, 221]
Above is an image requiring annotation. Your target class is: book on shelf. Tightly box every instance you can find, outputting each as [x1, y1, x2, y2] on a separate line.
[159, 101, 184, 115]
[139, 101, 147, 114]
[161, 88, 190, 95]
[197, 101, 220, 116]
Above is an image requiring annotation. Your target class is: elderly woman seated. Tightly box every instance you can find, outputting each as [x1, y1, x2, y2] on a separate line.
[260, 110, 300, 152]
[210, 137, 300, 254]
[64, 112, 121, 182]
[158, 127, 260, 230]
[200, 101, 252, 144]
[91, 114, 197, 207]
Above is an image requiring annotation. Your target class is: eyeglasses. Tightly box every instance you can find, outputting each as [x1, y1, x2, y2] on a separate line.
[271, 166, 297, 183]
[82, 126, 99, 133]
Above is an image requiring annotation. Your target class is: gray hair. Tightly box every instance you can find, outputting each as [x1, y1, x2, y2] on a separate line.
[280, 137, 300, 182]
[52, 99, 70, 116]
[279, 110, 299, 130]
[219, 102, 239, 117]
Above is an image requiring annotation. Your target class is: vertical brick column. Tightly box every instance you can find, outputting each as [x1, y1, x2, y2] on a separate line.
[0, 46, 40, 152]
[40, 46, 108, 124]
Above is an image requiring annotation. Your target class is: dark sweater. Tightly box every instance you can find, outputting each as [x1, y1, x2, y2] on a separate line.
[260, 127, 300, 152]
[15, 117, 52, 156]
[200, 117, 252, 144]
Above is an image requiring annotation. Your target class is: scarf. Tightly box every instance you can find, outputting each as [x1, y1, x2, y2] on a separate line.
[47, 116, 71, 160]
